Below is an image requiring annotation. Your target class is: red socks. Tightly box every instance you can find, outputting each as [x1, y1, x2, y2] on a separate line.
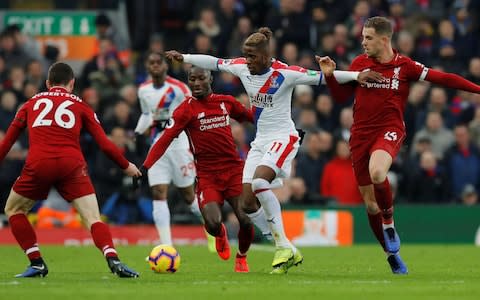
[367, 212, 386, 251]
[374, 178, 394, 224]
[90, 222, 118, 258]
[9, 214, 41, 261]
[238, 224, 254, 255]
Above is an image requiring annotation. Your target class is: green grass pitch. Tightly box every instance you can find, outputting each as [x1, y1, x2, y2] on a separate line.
[1, 244, 479, 300]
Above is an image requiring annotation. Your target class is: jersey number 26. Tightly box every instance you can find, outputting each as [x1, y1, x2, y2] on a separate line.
[32, 98, 76, 129]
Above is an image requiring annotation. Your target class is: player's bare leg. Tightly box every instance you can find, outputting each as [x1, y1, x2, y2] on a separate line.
[72, 194, 139, 278]
[201, 202, 230, 260]
[241, 183, 273, 241]
[179, 185, 216, 252]
[151, 184, 172, 245]
[227, 196, 254, 273]
[5, 190, 48, 277]
[251, 166, 301, 274]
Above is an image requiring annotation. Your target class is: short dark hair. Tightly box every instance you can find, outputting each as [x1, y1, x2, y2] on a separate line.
[146, 51, 164, 63]
[47, 62, 74, 86]
[364, 16, 393, 38]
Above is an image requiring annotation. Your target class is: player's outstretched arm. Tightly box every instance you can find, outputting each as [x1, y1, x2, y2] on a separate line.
[165, 50, 219, 71]
[425, 69, 480, 93]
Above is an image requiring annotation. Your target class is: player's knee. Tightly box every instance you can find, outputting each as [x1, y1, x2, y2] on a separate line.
[369, 167, 387, 184]
[251, 178, 269, 194]
[204, 218, 221, 236]
[182, 190, 195, 205]
[151, 185, 167, 200]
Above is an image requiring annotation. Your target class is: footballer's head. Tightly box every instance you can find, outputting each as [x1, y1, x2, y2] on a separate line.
[243, 27, 273, 75]
[146, 51, 168, 80]
[46, 62, 75, 91]
[362, 16, 393, 59]
[188, 67, 212, 99]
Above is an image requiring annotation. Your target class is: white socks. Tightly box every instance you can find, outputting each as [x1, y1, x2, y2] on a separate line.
[382, 221, 395, 230]
[189, 196, 202, 219]
[251, 178, 293, 249]
[152, 200, 172, 245]
[246, 206, 272, 240]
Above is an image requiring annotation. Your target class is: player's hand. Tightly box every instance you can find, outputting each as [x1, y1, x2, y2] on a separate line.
[132, 166, 147, 190]
[315, 55, 336, 77]
[357, 70, 384, 85]
[165, 50, 184, 62]
[124, 162, 142, 177]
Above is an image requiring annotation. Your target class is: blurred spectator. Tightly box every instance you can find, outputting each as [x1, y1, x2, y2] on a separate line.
[119, 84, 140, 117]
[227, 16, 253, 57]
[318, 130, 334, 159]
[433, 20, 463, 74]
[333, 106, 353, 142]
[345, 0, 371, 43]
[411, 111, 455, 159]
[281, 42, 299, 65]
[215, 0, 245, 56]
[102, 101, 137, 134]
[26, 60, 45, 90]
[461, 184, 478, 206]
[388, 0, 406, 33]
[188, 8, 221, 53]
[94, 12, 129, 52]
[266, 0, 310, 51]
[213, 72, 244, 96]
[315, 94, 336, 132]
[407, 150, 450, 203]
[6, 66, 26, 101]
[295, 131, 327, 196]
[444, 124, 480, 201]
[404, 0, 447, 21]
[320, 139, 363, 205]
[292, 84, 314, 122]
[0, 129, 26, 210]
[469, 107, 480, 149]
[231, 121, 250, 160]
[466, 57, 480, 85]
[0, 30, 31, 70]
[416, 87, 455, 129]
[80, 37, 117, 89]
[297, 108, 319, 132]
[190, 34, 215, 55]
[96, 127, 141, 223]
[395, 30, 416, 58]
[404, 82, 429, 147]
[0, 90, 18, 130]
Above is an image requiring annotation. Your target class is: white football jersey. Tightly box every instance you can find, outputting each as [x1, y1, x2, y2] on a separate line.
[137, 76, 191, 149]
[217, 58, 322, 139]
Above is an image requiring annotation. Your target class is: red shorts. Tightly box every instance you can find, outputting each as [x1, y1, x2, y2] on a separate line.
[196, 165, 243, 209]
[350, 128, 405, 186]
[13, 157, 95, 201]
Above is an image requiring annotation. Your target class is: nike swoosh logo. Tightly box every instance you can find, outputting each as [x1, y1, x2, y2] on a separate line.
[32, 265, 45, 270]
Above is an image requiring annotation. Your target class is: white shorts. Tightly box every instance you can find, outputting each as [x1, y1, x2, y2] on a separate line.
[242, 134, 300, 184]
[147, 147, 196, 187]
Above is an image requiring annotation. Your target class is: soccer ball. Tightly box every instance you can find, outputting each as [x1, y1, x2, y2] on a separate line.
[148, 244, 181, 273]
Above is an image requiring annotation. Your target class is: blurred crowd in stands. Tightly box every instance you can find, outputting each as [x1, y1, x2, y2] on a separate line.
[1, 0, 480, 226]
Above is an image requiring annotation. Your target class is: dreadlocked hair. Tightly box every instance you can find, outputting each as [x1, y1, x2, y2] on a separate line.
[244, 27, 272, 49]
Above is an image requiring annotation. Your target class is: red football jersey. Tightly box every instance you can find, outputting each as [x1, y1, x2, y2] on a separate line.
[349, 51, 427, 134]
[0, 87, 128, 168]
[143, 93, 253, 175]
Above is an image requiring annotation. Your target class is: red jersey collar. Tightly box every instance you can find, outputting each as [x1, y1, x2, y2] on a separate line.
[48, 86, 69, 93]
[370, 49, 400, 65]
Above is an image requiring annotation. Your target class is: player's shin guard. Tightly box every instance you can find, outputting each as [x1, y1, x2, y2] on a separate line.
[374, 178, 394, 224]
[153, 200, 172, 245]
[252, 178, 292, 249]
[9, 214, 42, 261]
[91, 222, 118, 258]
[246, 206, 273, 241]
[367, 212, 386, 251]
[238, 224, 254, 255]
